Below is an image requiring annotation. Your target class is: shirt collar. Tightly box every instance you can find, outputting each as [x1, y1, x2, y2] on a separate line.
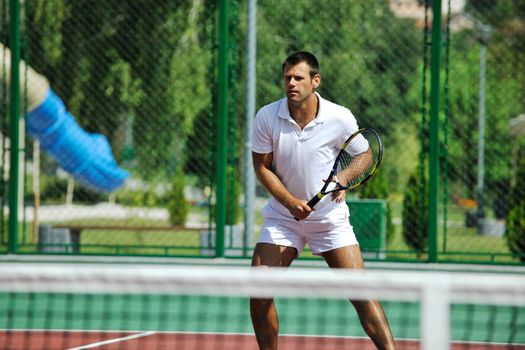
[278, 92, 326, 124]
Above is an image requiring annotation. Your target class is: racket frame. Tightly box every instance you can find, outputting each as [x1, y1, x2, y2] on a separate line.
[306, 127, 383, 208]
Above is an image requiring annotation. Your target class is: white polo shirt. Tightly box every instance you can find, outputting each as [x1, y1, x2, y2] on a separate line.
[252, 93, 359, 221]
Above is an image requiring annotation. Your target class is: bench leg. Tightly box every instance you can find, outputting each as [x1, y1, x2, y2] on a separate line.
[70, 229, 82, 253]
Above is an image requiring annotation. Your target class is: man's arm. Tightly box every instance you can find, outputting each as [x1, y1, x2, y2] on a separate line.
[337, 148, 373, 186]
[329, 148, 372, 203]
[252, 151, 312, 220]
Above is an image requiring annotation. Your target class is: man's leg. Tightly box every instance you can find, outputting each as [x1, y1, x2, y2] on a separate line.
[321, 245, 397, 350]
[250, 242, 297, 350]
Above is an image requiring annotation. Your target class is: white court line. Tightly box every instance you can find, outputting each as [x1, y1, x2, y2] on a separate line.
[3, 254, 525, 275]
[0, 329, 522, 348]
[66, 331, 156, 350]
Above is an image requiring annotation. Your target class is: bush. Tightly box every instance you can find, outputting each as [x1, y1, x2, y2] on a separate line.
[505, 149, 525, 262]
[40, 176, 68, 204]
[402, 165, 428, 256]
[209, 165, 242, 225]
[358, 170, 395, 243]
[167, 169, 188, 226]
[226, 166, 241, 225]
[73, 185, 106, 204]
[492, 179, 510, 220]
[115, 181, 166, 207]
[38, 175, 106, 205]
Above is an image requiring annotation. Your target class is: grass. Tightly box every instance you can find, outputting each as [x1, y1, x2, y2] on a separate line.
[385, 198, 518, 263]
[385, 223, 517, 263]
[0, 202, 521, 264]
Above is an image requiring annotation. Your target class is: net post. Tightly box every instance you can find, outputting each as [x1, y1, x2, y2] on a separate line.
[421, 282, 450, 350]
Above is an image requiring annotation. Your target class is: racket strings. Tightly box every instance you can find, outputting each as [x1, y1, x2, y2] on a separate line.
[336, 134, 380, 188]
[336, 151, 373, 187]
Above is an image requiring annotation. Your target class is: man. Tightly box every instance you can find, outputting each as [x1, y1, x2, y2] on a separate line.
[250, 51, 396, 350]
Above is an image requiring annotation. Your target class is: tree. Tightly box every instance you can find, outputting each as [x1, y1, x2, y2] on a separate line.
[254, 0, 422, 203]
[359, 171, 395, 243]
[402, 165, 428, 256]
[167, 167, 188, 226]
[442, 1, 525, 212]
[506, 146, 525, 262]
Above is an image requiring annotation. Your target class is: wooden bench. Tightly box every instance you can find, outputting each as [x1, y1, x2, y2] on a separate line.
[41, 224, 210, 253]
[53, 223, 207, 234]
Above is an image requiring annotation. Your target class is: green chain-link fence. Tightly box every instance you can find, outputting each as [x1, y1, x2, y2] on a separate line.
[438, 1, 525, 263]
[1, 0, 225, 256]
[0, 0, 524, 264]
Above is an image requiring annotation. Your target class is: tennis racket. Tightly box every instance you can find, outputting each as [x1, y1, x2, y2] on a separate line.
[303, 127, 383, 211]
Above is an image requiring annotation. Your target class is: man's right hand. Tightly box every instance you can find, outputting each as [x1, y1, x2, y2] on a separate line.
[286, 198, 313, 220]
[252, 152, 314, 220]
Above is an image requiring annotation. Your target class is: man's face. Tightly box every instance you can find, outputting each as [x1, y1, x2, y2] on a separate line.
[283, 61, 320, 104]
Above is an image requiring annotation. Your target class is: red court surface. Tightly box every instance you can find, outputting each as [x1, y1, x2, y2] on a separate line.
[1, 331, 524, 350]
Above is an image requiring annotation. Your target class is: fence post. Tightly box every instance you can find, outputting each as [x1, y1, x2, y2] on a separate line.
[243, 0, 257, 256]
[428, 0, 442, 263]
[215, 0, 229, 258]
[8, 0, 21, 254]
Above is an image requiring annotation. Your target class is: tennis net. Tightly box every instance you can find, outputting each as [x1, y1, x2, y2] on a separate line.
[0, 263, 524, 350]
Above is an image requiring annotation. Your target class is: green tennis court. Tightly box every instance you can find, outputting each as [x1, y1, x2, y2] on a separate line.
[1, 262, 524, 349]
[2, 294, 524, 344]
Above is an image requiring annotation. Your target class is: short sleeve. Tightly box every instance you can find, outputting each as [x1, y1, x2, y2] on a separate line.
[338, 108, 359, 146]
[251, 108, 273, 154]
[346, 134, 369, 155]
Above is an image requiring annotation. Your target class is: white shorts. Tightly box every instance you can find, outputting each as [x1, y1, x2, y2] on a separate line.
[257, 214, 359, 256]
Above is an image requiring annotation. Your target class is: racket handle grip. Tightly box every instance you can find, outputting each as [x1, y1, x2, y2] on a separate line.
[294, 195, 322, 221]
[307, 195, 321, 208]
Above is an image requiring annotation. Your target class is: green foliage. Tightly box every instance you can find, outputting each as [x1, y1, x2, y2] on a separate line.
[167, 169, 188, 226]
[251, 1, 423, 228]
[185, 109, 214, 179]
[254, 1, 421, 132]
[226, 166, 241, 225]
[39, 176, 67, 204]
[26, 0, 212, 180]
[382, 121, 420, 194]
[359, 171, 395, 243]
[444, 3, 525, 204]
[25, 0, 424, 186]
[115, 183, 167, 208]
[402, 165, 428, 255]
[130, 1, 212, 179]
[505, 147, 525, 262]
[38, 175, 105, 205]
[210, 166, 241, 225]
[20, 1, 525, 263]
[73, 185, 106, 204]
[32, 0, 65, 66]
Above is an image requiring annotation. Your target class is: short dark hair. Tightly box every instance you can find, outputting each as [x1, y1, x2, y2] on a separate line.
[282, 51, 320, 78]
